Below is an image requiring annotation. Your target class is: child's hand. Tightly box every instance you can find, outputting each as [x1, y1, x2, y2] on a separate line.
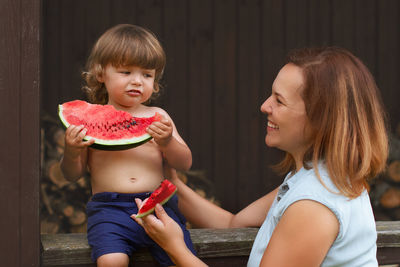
[146, 117, 173, 146]
[64, 125, 95, 156]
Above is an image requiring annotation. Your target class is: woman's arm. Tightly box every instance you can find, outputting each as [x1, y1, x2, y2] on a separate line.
[166, 167, 279, 228]
[260, 200, 339, 266]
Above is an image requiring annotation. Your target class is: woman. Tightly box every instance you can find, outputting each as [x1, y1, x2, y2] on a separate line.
[133, 46, 388, 267]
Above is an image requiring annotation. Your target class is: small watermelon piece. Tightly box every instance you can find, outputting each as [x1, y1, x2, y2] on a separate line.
[58, 100, 161, 150]
[136, 180, 177, 218]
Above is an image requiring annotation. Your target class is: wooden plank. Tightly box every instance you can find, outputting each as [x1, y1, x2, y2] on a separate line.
[83, 0, 112, 66]
[42, 0, 62, 115]
[59, 0, 87, 104]
[354, 0, 377, 75]
[41, 222, 400, 266]
[41, 228, 258, 266]
[109, 0, 138, 25]
[376, 0, 400, 131]
[0, 0, 40, 266]
[260, 0, 287, 192]
[185, 0, 215, 183]
[331, 0, 355, 50]
[0, 0, 21, 265]
[285, 0, 309, 49]
[308, 0, 331, 45]
[135, 0, 164, 37]
[162, 0, 189, 139]
[236, 0, 264, 209]
[20, 0, 41, 266]
[213, 0, 238, 212]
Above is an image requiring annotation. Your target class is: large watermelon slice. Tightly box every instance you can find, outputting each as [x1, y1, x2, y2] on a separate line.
[58, 100, 161, 150]
[136, 180, 177, 218]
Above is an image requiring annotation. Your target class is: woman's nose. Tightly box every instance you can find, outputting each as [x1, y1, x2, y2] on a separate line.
[260, 97, 272, 114]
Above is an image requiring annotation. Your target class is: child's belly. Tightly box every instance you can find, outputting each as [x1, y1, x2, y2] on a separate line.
[88, 141, 165, 194]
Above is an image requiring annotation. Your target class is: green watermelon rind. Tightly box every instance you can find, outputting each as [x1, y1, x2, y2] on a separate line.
[58, 104, 153, 151]
[135, 188, 177, 218]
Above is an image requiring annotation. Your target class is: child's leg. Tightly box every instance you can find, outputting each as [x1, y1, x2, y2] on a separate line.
[97, 252, 129, 267]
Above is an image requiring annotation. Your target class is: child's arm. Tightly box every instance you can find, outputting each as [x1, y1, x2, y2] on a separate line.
[60, 125, 94, 181]
[147, 111, 192, 171]
[166, 167, 278, 228]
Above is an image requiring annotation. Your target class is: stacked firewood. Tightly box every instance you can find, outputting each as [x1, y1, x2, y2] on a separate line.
[40, 114, 91, 234]
[40, 114, 219, 233]
[369, 124, 400, 220]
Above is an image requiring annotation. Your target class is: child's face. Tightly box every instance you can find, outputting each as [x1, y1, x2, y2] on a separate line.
[260, 63, 312, 161]
[98, 64, 156, 109]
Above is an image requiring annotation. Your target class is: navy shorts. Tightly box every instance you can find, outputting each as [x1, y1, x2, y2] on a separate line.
[86, 192, 196, 266]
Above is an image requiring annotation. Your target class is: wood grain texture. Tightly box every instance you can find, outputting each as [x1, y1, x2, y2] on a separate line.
[41, 222, 400, 266]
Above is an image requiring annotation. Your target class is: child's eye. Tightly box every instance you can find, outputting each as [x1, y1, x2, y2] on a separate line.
[118, 70, 130, 74]
[143, 73, 153, 78]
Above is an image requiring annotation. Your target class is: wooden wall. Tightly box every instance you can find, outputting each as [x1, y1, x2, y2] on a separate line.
[42, 0, 400, 213]
[0, 0, 41, 266]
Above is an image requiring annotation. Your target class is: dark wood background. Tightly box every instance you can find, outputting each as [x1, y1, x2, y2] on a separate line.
[0, 0, 40, 266]
[42, 0, 400, 213]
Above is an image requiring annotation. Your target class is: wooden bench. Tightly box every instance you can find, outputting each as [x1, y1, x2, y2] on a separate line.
[41, 221, 400, 266]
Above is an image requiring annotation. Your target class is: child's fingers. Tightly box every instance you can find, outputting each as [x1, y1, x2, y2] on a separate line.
[84, 137, 95, 146]
[67, 125, 85, 137]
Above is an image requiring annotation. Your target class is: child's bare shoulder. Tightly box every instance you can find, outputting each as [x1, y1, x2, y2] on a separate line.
[143, 106, 171, 119]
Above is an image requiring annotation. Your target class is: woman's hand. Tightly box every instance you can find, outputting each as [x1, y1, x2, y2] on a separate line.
[131, 199, 186, 252]
[131, 199, 208, 267]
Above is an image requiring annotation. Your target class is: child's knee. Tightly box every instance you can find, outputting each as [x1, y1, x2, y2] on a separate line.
[97, 252, 129, 267]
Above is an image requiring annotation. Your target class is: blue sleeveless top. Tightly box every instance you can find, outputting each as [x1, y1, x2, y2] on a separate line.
[247, 164, 378, 267]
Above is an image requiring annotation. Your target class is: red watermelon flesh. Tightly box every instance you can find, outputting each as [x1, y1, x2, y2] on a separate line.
[58, 100, 161, 150]
[136, 180, 177, 218]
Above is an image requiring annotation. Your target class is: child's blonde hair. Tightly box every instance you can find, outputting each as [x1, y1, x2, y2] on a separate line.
[82, 24, 166, 104]
[275, 47, 388, 199]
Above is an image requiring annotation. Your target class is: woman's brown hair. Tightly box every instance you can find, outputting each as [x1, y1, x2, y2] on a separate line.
[82, 24, 166, 104]
[275, 47, 388, 198]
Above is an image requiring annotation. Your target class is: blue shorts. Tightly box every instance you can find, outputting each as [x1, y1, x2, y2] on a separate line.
[86, 192, 196, 266]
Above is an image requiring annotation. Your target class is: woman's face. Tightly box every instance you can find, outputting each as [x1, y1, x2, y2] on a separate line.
[260, 63, 312, 162]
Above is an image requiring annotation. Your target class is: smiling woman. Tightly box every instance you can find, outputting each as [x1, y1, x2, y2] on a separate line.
[260, 63, 311, 169]
[134, 46, 389, 267]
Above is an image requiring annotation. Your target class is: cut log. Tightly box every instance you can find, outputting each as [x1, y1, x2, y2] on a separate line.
[40, 216, 60, 234]
[46, 160, 70, 188]
[380, 187, 400, 209]
[68, 209, 87, 226]
[388, 160, 400, 182]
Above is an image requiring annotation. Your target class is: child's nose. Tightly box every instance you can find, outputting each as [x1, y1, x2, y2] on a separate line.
[130, 74, 142, 85]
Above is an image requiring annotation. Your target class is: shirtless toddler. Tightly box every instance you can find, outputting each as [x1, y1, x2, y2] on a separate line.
[60, 24, 195, 267]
